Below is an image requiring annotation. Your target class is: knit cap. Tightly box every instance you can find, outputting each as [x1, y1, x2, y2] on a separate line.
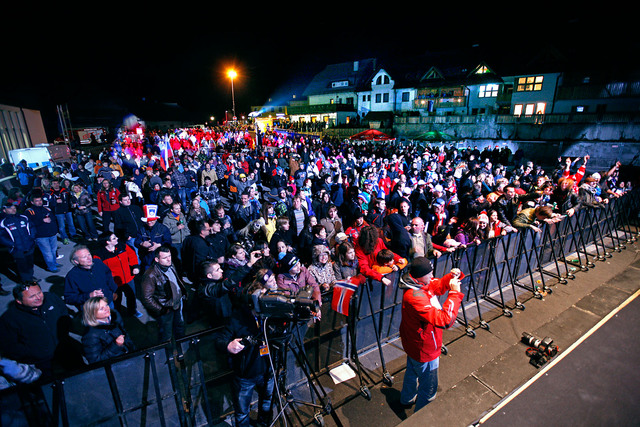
[410, 257, 433, 278]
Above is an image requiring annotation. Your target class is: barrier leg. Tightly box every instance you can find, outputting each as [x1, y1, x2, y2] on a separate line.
[363, 280, 393, 386]
[451, 248, 486, 336]
[483, 235, 525, 314]
[347, 292, 374, 400]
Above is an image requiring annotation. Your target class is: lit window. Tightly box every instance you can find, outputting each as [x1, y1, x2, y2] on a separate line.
[514, 105, 523, 116]
[536, 103, 546, 114]
[525, 104, 535, 115]
[517, 76, 544, 92]
[479, 84, 499, 98]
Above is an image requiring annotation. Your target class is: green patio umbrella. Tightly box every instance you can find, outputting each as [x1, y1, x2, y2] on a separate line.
[415, 130, 456, 141]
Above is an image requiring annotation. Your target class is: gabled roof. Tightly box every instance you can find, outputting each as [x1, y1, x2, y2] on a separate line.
[302, 58, 378, 97]
[376, 48, 504, 90]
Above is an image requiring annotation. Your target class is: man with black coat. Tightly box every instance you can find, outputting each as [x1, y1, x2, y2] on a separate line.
[113, 193, 144, 250]
[141, 245, 187, 343]
[205, 218, 230, 263]
[214, 269, 279, 427]
[0, 283, 76, 378]
[49, 178, 77, 244]
[492, 184, 540, 227]
[180, 219, 215, 283]
[197, 260, 237, 327]
[25, 193, 61, 273]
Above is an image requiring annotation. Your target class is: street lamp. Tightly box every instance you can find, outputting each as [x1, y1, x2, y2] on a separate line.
[227, 69, 237, 120]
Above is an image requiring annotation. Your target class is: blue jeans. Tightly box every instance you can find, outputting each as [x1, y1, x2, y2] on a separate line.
[75, 210, 98, 239]
[35, 235, 59, 271]
[400, 356, 439, 412]
[177, 187, 188, 208]
[232, 373, 275, 427]
[55, 212, 77, 240]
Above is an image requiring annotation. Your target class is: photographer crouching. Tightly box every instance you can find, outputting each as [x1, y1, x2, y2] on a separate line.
[398, 257, 465, 412]
[214, 269, 278, 427]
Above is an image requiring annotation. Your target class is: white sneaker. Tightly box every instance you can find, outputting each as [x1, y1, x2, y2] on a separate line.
[56, 254, 65, 260]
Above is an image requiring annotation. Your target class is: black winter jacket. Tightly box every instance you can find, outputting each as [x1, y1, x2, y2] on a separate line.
[82, 310, 135, 364]
[0, 293, 69, 366]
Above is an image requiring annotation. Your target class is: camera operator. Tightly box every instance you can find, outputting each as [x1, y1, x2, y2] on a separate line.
[398, 257, 465, 412]
[214, 269, 278, 427]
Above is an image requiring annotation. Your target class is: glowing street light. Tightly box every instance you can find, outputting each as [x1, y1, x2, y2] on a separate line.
[227, 69, 237, 120]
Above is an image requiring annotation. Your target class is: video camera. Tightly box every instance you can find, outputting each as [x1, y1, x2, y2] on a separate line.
[252, 287, 319, 321]
[521, 332, 559, 368]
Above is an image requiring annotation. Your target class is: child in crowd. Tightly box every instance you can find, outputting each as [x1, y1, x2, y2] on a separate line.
[372, 249, 408, 278]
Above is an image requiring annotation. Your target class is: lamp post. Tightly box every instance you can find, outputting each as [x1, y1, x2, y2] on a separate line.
[227, 69, 237, 121]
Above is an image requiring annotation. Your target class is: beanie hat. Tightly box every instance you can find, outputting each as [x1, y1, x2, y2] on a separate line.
[410, 257, 433, 278]
[279, 252, 300, 272]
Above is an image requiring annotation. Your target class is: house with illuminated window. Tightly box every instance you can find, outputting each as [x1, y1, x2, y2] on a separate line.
[287, 59, 378, 127]
[507, 73, 561, 117]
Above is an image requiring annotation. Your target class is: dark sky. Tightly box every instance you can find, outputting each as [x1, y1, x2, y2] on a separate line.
[1, 6, 634, 129]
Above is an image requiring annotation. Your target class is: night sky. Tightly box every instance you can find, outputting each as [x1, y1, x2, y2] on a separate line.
[1, 5, 634, 131]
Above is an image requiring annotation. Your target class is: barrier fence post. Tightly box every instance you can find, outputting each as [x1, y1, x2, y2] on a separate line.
[346, 290, 374, 400]
[483, 233, 526, 314]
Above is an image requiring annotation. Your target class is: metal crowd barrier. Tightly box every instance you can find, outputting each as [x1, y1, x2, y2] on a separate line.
[1, 190, 638, 426]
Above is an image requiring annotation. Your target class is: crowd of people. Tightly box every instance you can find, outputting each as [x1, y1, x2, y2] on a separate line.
[0, 123, 635, 423]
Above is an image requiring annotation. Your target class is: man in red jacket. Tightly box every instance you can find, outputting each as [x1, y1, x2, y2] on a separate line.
[398, 257, 464, 412]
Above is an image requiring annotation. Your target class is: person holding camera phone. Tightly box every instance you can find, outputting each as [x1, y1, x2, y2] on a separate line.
[214, 269, 278, 427]
[398, 257, 465, 412]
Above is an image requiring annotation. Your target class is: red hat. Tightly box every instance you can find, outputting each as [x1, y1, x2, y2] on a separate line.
[141, 204, 160, 222]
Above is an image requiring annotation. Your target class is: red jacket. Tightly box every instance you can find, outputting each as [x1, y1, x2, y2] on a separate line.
[354, 237, 402, 283]
[399, 272, 464, 363]
[93, 244, 139, 287]
[97, 188, 121, 213]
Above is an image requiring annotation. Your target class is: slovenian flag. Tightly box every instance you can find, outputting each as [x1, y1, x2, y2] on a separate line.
[159, 137, 172, 171]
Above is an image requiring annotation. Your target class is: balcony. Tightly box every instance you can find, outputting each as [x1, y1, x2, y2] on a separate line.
[287, 103, 356, 115]
[413, 96, 467, 110]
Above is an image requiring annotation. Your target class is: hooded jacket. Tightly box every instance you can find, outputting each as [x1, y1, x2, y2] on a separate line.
[399, 271, 464, 363]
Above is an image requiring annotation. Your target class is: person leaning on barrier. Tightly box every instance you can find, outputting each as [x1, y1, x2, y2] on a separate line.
[512, 205, 563, 233]
[550, 177, 582, 218]
[214, 269, 278, 427]
[398, 257, 465, 412]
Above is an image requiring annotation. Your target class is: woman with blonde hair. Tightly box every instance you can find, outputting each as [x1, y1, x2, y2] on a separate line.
[81, 296, 135, 364]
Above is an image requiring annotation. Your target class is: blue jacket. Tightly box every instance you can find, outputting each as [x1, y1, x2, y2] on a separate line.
[24, 205, 59, 238]
[64, 259, 118, 307]
[0, 213, 36, 255]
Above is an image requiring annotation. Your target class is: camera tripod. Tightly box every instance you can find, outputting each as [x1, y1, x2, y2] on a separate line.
[260, 316, 343, 427]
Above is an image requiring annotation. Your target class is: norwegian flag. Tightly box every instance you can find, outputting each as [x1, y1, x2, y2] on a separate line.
[331, 275, 366, 316]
